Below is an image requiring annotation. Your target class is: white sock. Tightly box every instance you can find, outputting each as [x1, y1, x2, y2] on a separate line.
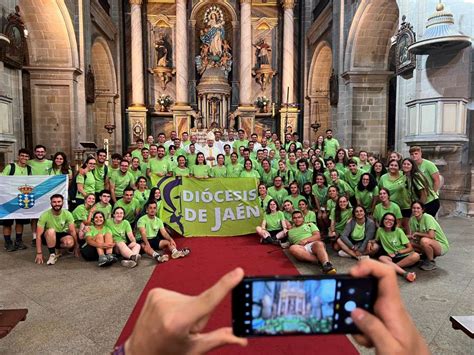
[152, 251, 159, 258]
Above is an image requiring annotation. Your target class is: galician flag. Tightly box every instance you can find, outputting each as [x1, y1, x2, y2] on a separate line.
[0, 175, 68, 219]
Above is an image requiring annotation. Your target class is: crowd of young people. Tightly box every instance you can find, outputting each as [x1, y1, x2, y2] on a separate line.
[1, 128, 449, 279]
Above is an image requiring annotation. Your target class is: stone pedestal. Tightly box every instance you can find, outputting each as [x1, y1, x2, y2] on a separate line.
[279, 106, 299, 139]
[237, 106, 257, 134]
[127, 107, 147, 144]
[172, 104, 192, 137]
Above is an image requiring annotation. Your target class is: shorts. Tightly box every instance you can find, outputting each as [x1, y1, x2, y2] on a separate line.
[424, 199, 440, 217]
[41, 231, 70, 249]
[80, 244, 99, 261]
[401, 209, 412, 218]
[148, 236, 166, 250]
[0, 219, 30, 227]
[304, 241, 316, 254]
[268, 229, 283, 239]
[380, 249, 411, 263]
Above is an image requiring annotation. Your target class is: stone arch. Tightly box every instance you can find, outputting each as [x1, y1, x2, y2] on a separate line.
[306, 42, 333, 140]
[18, 0, 80, 158]
[339, 0, 399, 157]
[91, 37, 118, 148]
[345, 0, 399, 71]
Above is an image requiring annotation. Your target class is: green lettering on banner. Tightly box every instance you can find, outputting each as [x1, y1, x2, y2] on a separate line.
[157, 177, 262, 237]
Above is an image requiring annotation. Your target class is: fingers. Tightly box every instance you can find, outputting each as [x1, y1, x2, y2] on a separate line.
[351, 334, 374, 348]
[351, 308, 399, 350]
[191, 327, 248, 354]
[350, 259, 399, 300]
[191, 268, 245, 321]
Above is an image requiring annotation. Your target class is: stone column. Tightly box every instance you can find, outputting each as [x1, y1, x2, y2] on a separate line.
[239, 0, 252, 106]
[130, 0, 145, 107]
[175, 0, 188, 105]
[281, 0, 295, 104]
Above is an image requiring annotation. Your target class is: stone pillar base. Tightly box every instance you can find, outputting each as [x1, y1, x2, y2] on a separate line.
[280, 106, 299, 139]
[237, 106, 257, 134]
[172, 104, 192, 137]
[127, 106, 147, 144]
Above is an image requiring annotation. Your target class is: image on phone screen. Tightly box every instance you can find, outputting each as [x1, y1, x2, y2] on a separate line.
[232, 275, 377, 337]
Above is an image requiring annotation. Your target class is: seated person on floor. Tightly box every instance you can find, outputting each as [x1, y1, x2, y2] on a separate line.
[256, 199, 288, 246]
[35, 194, 78, 266]
[375, 212, 419, 282]
[114, 187, 141, 226]
[91, 189, 113, 220]
[81, 211, 117, 267]
[408, 201, 449, 271]
[71, 193, 96, 242]
[287, 211, 337, 275]
[336, 205, 378, 260]
[136, 201, 190, 262]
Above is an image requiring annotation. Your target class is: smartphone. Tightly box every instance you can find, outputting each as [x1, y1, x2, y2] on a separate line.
[232, 274, 377, 337]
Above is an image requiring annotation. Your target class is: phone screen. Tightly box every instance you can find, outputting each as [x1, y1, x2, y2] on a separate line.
[232, 275, 377, 337]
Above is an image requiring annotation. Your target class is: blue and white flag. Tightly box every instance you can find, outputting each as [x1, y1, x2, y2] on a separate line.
[0, 175, 68, 219]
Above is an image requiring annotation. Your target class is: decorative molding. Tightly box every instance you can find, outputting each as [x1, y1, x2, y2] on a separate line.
[91, 0, 118, 41]
[129, 0, 143, 5]
[252, 17, 278, 30]
[281, 0, 295, 10]
[148, 14, 176, 27]
[0, 6, 26, 69]
[306, 4, 332, 45]
[395, 16, 416, 76]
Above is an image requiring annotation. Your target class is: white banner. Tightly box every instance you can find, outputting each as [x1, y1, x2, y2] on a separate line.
[0, 175, 68, 219]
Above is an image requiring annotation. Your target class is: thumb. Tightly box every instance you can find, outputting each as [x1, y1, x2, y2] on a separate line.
[351, 308, 399, 350]
[191, 327, 248, 354]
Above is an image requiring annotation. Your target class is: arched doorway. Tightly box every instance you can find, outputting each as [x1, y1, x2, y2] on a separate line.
[342, 0, 399, 157]
[91, 37, 119, 152]
[307, 42, 333, 141]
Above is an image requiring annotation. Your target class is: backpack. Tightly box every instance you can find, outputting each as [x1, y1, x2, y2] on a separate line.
[68, 171, 88, 204]
[9, 163, 32, 176]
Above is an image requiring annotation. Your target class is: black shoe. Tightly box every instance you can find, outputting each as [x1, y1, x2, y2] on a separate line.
[31, 238, 37, 247]
[15, 240, 27, 250]
[322, 262, 337, 274]
[5, 242, 17, 252]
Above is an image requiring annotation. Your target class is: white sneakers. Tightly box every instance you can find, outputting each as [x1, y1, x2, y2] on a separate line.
[46, 253, 58, 265]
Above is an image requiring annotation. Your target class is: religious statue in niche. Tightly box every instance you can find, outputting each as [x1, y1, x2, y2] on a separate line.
[150, 31, 175, 90]
[86, 65, 95, 103]
[329, 69, 338, 107]
[395, 15, 416, 76]
[252, 38, 276, 91]
[195, 6, 232, 78]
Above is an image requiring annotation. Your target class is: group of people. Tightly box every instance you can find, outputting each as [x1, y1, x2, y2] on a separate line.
[2, 128, 449, 279]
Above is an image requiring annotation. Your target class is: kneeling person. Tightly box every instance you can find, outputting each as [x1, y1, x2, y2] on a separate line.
[35, 194, 78, 265]
[287, 211, 336, 274]
[136, 202, 190, 261]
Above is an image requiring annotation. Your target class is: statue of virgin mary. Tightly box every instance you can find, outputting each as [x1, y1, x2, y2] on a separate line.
[200, 8, 225, 58]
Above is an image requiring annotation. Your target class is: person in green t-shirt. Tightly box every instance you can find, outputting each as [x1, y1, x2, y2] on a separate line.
[106, 207, 141, 268]
[91, 189, 113, 220]
[408, 201, 449, 271]
[267, 176, 289, 207]
[76, 157, 97, 207]
[239, 159, 261, 181]
[49, 151, 73, 181]
[191, 153, 211, 179]
[323, 129, 339, 159]
[173, 155, 191, 177]
[329, 195, 353, 241]
[286, 181, 305, 210]
[226, 152, 243, 177]
[134, 176, 150, 211]
[376, 212, 420, 282]
[115, 188, 141, 225]
[355, 173, 379, 214]
[298, 199, 317, 224]
[93, 149, 109, 194]
[35, 194, 78, 266]
[337, 206, 377, 259]
[256, 199, 287, 245]
[287, 211, 336, 274]
[71, 193, 96, 240]
[81, 211, 116, 267]
[373, 188, 402, 227]
[110, 160, 136, 203]
[28, 144, 52, 175]
[210, 154, 227, 178]
[136, 201, 190, 262]
[256, 184, 273, 210]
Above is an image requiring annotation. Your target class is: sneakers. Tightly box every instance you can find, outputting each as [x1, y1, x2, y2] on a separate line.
[338, 250, 351, 258]
[154, 252, 169, 263]
[357, 255, 370, 261]
[420, 259, 437, 271]
[46, 253, 58, 265]
[280, 241, 290, 249]
[107, 254, 118, 264]
[171, 249, 188, 259]
[322, 262, 337, 275]
[130, 254, 141, 264]
[121, 259, 137, 268]
[15, 240, 27, 250]
[4, 241, 17, 252]
[97, 254, 109, 267]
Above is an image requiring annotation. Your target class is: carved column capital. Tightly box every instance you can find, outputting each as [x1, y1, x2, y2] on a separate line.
[240, 0, 252, 4]
[129, 0, 143, 5]
[281, 0, 295, 10]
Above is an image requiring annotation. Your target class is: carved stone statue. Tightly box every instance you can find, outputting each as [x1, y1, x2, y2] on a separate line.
[254, 39, 271, 68]
[155, 32, 168, 67]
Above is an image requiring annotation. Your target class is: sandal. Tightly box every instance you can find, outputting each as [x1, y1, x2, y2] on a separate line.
[404, 271, 416, 282]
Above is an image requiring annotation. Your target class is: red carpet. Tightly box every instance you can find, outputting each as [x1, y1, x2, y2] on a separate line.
[116, 236, 358, 354]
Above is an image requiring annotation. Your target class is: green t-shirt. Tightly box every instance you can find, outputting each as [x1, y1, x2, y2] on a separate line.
[128, 167, 143, 181]
[85, 225, 110, 240]
[355, 187, 379, 212]
[351, 222, 365, 241]
[303, 210, 317, 224]
[92, 164, 108, 193]
[114, 198, 140, 224]
[329, 179, 354, 197]
[240, 170, 260, 179]
[376, 227, 409, 255]
[226, 163, 243, 177]
[186, 153, 197, 168]
[106, 219, 132, 243]
[72, 204, 92, 228]
[323, 138, 339, 159]
[312, 185, 328, 207]
[418, 159, 439, 198]
[27, 159, 52, 175]
[93, 203, 112, 220]
[260, 168, 277, 187]
[373, 202, 402, 224]
[233, 139, 249, 153]
[133, 189, 150, 210]
[1, 163, 30, 176]
[264, 211, 285, 231]
[330, 208, 353, 235]
[76, 171, 96, 199]
[111, 172, 135, 198]
[210, 165, 227, 178]
[147, 158, 169, 175]
[288, 223, 319, 245]
[285, 195, 306, 211]
[191, 164, 211, 178]
[166, 156, 178, 171]
[38, 209, 74, 233]
[131, 149, 143, 162]
[136, 215, 164, 241]
[257, 195, 272, 210]
[378, 173, 410, 209]
[344, 169, 363, 190]
[295, 170, 313, 189]
[173, 166, 190, 177]
[326, 199, 337, 214]
[267, 186, 289, 207]
[409, 214, 449, 253]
